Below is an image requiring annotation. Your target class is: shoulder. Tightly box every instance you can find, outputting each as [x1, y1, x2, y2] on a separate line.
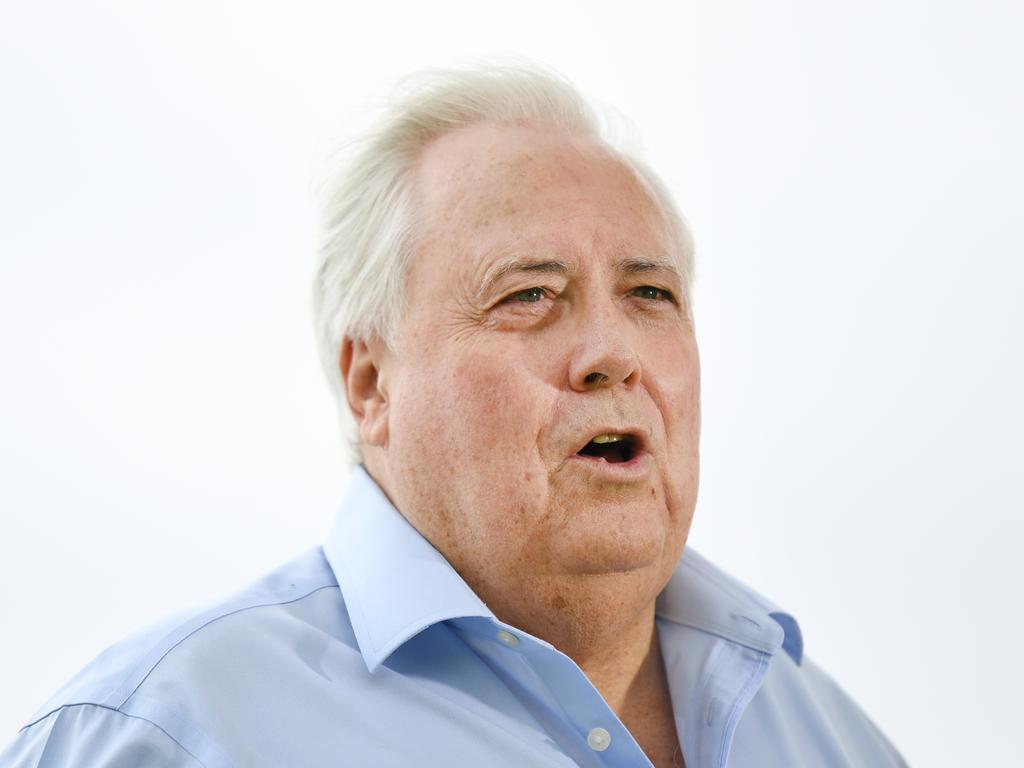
[4, 547, 351, 768]
[746, 652, 910, 766]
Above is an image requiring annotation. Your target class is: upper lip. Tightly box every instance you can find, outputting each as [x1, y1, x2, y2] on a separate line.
[571, 425, 650, 458]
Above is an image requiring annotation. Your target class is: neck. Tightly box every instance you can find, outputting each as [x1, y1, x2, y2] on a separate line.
[576, 603, 662, 715]
[582, 614, 681, 767]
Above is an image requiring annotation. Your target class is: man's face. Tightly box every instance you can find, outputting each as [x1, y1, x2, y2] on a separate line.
[368, 122, 700, 638]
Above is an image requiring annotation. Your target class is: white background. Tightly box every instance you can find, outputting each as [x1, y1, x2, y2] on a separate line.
[2, 1, 1021, 765]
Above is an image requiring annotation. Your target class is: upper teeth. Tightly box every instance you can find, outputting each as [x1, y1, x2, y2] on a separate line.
[591, 434, 627, 444]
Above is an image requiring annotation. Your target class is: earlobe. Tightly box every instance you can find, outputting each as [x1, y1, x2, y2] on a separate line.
[340, 337, 389, 447]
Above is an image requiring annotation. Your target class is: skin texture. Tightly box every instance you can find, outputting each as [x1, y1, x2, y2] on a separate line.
[342, 121, 700, 766]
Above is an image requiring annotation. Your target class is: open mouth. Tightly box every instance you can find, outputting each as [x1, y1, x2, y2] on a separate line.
[576, 433, 639, 463]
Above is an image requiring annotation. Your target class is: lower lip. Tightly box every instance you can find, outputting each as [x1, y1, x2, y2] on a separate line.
[567, 449, 652, 480]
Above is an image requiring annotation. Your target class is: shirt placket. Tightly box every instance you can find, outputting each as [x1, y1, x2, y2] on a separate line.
[451, 618, 658, 768]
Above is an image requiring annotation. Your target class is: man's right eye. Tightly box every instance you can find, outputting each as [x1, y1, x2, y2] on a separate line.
[509, 287, 545, 303]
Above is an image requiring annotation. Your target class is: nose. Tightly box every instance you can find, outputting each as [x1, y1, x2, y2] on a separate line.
[568, 300, 642, 392]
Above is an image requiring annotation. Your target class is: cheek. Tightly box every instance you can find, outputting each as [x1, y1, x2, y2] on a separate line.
[645, 337, 701, 476]
[392, 344, 548, 474]
[392, 345, 554, 551]
[446, 352, 546, 469]
[647, 332, 699, 403]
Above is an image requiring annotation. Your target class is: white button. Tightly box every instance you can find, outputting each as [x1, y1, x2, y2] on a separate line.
[587, 727, 611, 751]
[496, 629, 520, 647]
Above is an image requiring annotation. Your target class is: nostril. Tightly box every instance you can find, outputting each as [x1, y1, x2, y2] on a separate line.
[585, 372, 609, 385]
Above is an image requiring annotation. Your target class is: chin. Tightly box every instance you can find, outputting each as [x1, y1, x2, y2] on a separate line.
[552, 528, 664, 576]
[549, 489, 669, 560]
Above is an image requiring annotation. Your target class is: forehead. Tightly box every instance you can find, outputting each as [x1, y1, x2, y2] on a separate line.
[409, 122, 675, 279]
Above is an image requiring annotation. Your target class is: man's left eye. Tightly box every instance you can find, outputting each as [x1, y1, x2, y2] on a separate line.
[632, 286, 674, 302]
[511, 287, 545, 303]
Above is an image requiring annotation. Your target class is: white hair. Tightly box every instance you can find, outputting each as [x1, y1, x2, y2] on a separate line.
[311, 58, 696, 463]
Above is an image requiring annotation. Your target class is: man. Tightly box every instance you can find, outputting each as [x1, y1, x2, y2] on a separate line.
[0, 62, 907, 767]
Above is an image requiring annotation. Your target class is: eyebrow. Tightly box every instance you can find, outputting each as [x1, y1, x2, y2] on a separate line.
[617, 257, 682, 281]
[477, 257, 576, 301]
[477, 254, 681, 301]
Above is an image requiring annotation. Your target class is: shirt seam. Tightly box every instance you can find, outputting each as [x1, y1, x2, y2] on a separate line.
[25, 702, 208, 767]
[22, 580, 342, 732]
[21, 581, 342, 768]
[116, 582, 340, 710]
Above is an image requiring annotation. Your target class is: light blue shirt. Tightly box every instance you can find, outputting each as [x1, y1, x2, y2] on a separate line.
[1, 466, 908, 767]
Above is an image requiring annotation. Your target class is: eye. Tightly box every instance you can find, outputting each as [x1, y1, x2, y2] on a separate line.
[632, 285, 675, 302]
[509, 287, 546, 303]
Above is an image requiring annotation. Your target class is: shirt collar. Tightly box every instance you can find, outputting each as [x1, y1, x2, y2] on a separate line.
[324, 465, 803, 673]
[322, 464, 493, 673]
[657, 548, 804, 665]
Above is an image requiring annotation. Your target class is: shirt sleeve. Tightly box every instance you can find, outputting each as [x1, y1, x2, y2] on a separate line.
[0, 704, 205, 768]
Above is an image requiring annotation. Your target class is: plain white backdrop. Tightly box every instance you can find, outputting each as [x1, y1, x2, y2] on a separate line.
[2, 1, 1021, 765]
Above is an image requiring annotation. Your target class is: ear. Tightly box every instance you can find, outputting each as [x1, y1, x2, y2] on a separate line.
[340, 336, 390, 448]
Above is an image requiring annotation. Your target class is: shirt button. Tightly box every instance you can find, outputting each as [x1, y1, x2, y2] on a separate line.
[496, 629, 520, 647]
[587, 727, 612, 751]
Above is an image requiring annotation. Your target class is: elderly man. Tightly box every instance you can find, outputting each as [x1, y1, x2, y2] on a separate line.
[1, 63, 907, 767]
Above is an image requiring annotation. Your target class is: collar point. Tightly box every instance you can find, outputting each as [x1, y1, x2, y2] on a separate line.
[768, 611, 804, 665]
